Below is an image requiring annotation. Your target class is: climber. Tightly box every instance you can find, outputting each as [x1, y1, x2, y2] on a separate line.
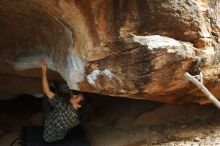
[40, 59, 84, 143]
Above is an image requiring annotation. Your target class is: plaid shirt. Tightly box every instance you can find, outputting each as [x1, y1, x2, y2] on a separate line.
[43, 94, 80, 142]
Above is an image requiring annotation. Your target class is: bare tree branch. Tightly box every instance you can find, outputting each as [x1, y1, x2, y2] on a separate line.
[200, 72, 203, 84]
[185, 72, 220, 109]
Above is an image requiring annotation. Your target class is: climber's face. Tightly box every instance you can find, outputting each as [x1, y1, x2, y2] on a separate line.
[70, 93, 84, 110]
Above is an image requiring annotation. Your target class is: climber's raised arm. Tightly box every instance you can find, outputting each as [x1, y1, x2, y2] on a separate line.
[41, 59, 54, 100]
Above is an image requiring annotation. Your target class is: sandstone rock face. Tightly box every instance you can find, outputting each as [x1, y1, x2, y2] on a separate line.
[0, 0, 220, 103]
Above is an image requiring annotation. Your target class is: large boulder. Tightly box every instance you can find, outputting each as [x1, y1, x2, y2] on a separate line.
[0, 0, 220, 103]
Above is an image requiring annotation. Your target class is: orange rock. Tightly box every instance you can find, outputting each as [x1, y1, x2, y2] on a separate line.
[0, 0, 219, 103]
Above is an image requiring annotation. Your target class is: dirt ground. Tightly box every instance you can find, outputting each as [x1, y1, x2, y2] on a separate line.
[1, 95, 220, 146]
[86, 118, 220, 146]
[3, 118, 220, 146]
[85, 103, 220, 146]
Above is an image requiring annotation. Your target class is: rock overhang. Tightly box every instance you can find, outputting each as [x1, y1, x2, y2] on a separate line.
[0, 0, 220, 103]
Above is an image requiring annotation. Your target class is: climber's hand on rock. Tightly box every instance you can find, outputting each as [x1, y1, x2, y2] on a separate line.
[40, 58, 47, 72]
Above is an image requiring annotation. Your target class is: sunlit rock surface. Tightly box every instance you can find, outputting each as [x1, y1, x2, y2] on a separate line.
[0, 0, 220, 103]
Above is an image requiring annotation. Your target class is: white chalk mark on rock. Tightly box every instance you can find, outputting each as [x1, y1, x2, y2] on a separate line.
[86, 70, 101, 85]
[61, 53, 85, 90]
[87, 69, 114, 85]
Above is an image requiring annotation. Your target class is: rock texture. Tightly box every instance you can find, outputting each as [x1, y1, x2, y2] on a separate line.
[0, 0, 220, 103]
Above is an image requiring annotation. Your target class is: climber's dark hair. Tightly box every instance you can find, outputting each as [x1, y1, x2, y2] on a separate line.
[67, 89, 84, 98]
[70, 90, 82, 95]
